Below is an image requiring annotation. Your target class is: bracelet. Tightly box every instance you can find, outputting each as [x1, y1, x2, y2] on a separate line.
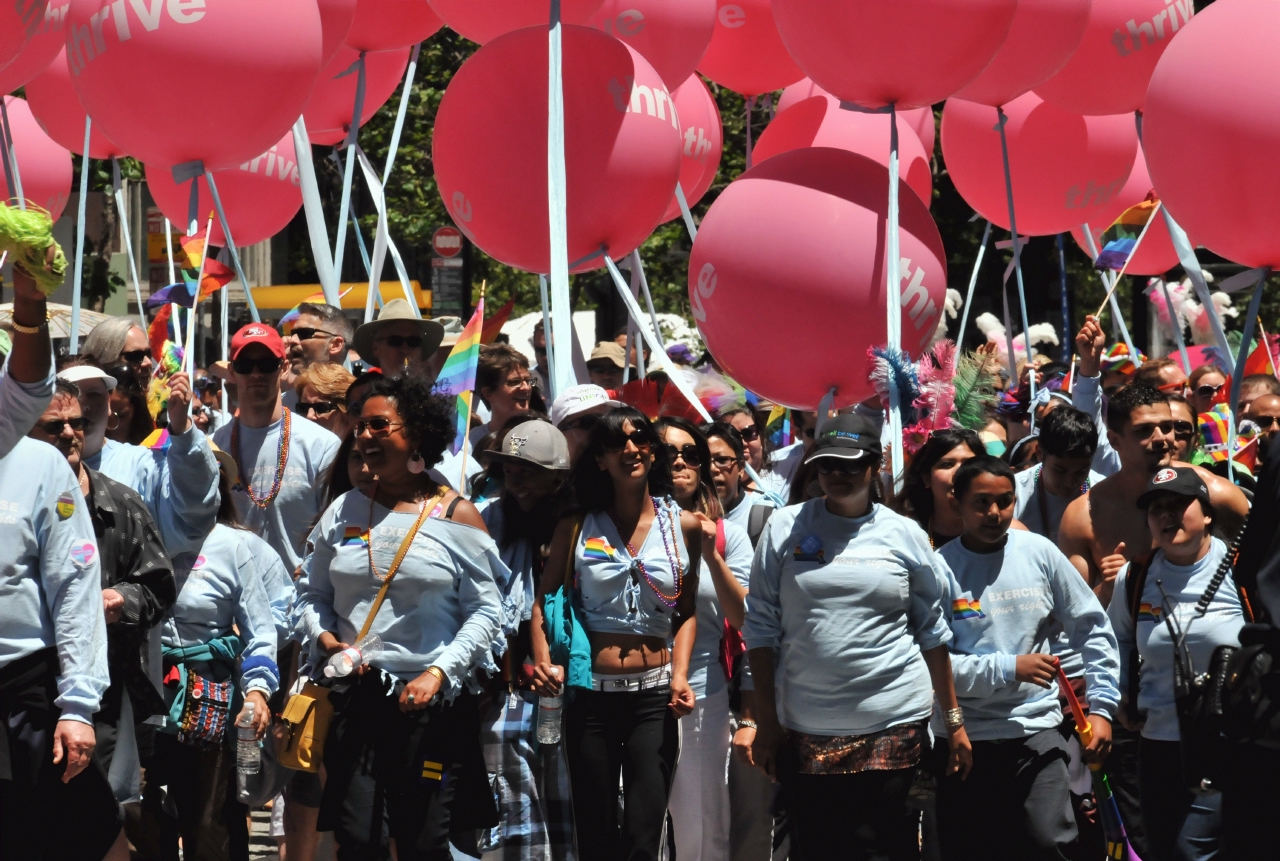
[10, 311, 49, 335]
[425, 665, 448, 686]
[737, 718, 758, 730]
[943, 707, 964, 729]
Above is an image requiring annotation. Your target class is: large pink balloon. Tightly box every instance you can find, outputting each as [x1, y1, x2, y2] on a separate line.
[1143, 0, 1278, 268]
[690, 147, 947, 409]
[753, 94, 932, 205]
[65, 0, 323, 172]
[0, 1, 66, 93]
[304, 46, 411, 146]
[428, 0, 602, 44]
[776, 78, 937, 156]
[0, 1, 45, 72]
[771, 0, 1017, 109]
[433, 25, 681, 274]
[1071, 149, 1179, 276]
[147, 133, 302, 248]
[1035, 0, 1190, 116]
[696, 0, 803, 96]
[942, 93, 1136, 237]
[587, 0, 715, 90]
[953, 0, 1092, 107]
[25, 47, 124, 158]
[345, 0, 441, 51]
[318, 0, 357, 65]
[661, 75, 722, 224]
[1, 96, 72, 220]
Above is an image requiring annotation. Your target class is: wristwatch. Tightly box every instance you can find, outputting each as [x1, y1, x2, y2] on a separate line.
[10, 310, 49, 335]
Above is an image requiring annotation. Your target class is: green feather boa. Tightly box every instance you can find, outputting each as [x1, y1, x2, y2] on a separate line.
[0, 202, 67, 297]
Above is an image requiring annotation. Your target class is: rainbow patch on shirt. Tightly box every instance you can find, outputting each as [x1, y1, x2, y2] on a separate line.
[1138, 602, 1163, 624]
[583, 537, 616, 561]
[952, 598, 985, 620]
[342, 526, 370, 549]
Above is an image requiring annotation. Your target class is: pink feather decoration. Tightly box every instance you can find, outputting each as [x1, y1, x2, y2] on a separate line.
[914, 340, 959, 432]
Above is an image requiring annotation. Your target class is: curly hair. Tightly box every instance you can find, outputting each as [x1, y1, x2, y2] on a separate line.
[890, 428, 984, 528]
[569, 407, 674, 513]
[353, 375, 457, 468]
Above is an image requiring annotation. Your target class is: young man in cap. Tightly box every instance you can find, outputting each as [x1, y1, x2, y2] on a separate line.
[213, 324, 341, 573]
[350, 298, 445, 378]
[550, 383, 623, 465]
[586, 341, 626, 391]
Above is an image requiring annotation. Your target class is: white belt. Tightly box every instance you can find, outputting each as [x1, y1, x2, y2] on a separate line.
[590, 664, 672, 692]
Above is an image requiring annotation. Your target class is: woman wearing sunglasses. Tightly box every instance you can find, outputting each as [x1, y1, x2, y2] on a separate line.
[719, 404, 788, 499]
[745, 414, 970, 859]
[293, 362, 356, 438]
[298, 374, 511, 857]
[1187, 364, 1228, 416]
[530, 407, 702, 861]
[655, 417, 752, 861]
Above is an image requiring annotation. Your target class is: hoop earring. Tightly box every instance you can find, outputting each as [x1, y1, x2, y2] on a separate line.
[407, 451, 426, 474]
[106, 413, 120, 432]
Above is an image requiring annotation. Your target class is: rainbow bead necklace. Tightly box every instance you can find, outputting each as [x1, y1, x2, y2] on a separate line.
[231, 408, 291, 509]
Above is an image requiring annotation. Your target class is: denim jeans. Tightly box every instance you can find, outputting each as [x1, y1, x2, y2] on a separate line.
[1138, 738, 1222, 861]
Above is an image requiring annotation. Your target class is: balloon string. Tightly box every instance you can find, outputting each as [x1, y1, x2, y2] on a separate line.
[632, 249, 665, 352]
[957, 220, 991, 348]
[111, 158, 147, 326]
[332, 52, 367, 284]
[0, 98, 25, 209]
[1163, 207, 1232, 363]
[1158, 278, 1192, 375]
[547, 0, 574, 395]
[69, 115, 92, 356]
[996, 106, 1036, 426]
[744, 96, 756, 170]
[292, 118, 341, 307]
[1227, 270, 1269, 485]
[538, 274, 556, 402]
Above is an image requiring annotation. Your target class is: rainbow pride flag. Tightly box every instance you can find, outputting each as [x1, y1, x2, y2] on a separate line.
[952, 597, 984, 620]
[1199, 403, 1259, 475]
[434, 296, 484, 456]
[141, 428, 170, 452]
[341, 526, 370, 548]
[1243, 334, 1280, 378]
[1137, 602, 1162, 625]
[1096, 192, 1161, 271]
[583, 537, 616, 561]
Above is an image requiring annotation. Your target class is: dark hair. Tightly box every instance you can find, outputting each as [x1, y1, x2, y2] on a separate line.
[703, 421, 745, 462]
[324, 433, 357, 509]
[473, 414, 550, 498]
[53, 378, 80, 399]
[717, 403, 773, 464]
[354, 375, 457, 468]
[655, 416, 720, 519]
[569, 407, 673, 513]
[1105, 382, 1169, 433]
[1242, 374, 1280, 396]
[952, 456, 1017, 500]
[475, 343, 530, 404]
[1038, 406, 1098, 459]
[890, 428, 985, 527]
[345, 369, 383, 407]
[492, 420, 568, 553]
[295, 302, 354, 344]
[216, 469, 244, 529]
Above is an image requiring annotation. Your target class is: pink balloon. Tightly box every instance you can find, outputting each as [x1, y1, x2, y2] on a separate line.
[587, 0, 715, 90]
[771, 0, 1017, 109]
[65, 0, 322, 172]
[304, 46, 410, 146]
[690, 147, 947, 410]
[776, 78, 936, 156]
[1035, 0, 1191, 116]
[318, 0, 356, 65]
[428, 0, 602, 44]
[25, 47, 124, 159]
[953, 0, 1092, 107]
[433, 25, 682, 274]
[753, 94, 932, 205]
[941, 93, 1136, 237]
[696, 0, 803, 96]
[1071, 149, 1179, 276]
[1143, 0, 1279, 268]
[661, 75, 722, 224]
[147, 133, 302, 248]
[345, 0, 441, 51]
[0, 2, 66, 93]
[1, 96, 72, 220]
[0, 1, 45, 72]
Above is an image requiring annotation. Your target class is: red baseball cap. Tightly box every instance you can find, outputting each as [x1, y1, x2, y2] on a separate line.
[230, 324, 286, 360]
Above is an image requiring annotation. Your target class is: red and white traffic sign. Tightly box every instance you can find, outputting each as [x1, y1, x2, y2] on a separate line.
[432, 226, 464, 258]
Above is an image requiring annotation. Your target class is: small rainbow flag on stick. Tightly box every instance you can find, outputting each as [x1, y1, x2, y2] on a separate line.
[435, 289, 485, 457]
[1096, 193, 1161, 271]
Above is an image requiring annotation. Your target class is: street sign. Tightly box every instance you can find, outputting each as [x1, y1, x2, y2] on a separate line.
[432, 226, 463, 258]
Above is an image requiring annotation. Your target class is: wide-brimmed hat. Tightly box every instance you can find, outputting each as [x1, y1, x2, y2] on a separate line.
[435, 316, 463, 349]
[351, 299, 445, 366]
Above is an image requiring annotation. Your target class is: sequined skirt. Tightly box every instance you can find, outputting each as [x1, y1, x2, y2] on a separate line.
[786, 719, 928, 775]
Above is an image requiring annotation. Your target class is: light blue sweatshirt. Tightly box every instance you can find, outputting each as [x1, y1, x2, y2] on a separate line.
[1070, 373, 1121, 478]
[235, 530, 296, 650]
[689, 520, 752, 698]
[0, 437, 110, 724]
[1108, 539, 1244, 742]
[723, 488, 779, 536]
[744, 500, 952, 736]
[0, 360, 53, 458]
[478, 499, 536, 623]
[85, 430, 220, 557]
[936, 530, 1120, 741]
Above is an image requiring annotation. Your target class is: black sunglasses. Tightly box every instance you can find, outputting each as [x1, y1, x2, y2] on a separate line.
[710, 454, 740, 470]
[803, 426, 816, 439]
[120, 348, 153, 364]
[194, 377, 220, 393]
[664, 443, 703, 469]
[1172, 420, 1196, 440]
[289, 327, 335, 342]
[37, 416, 88, 435]
[376, 335, 423, 349]
[233, 356, 283, 375]
[815, 458, 863, 475]
[295, 401, 339, 416]
[736, 424, 760, 442]
[602, 430, 652, 454]
[1251, 415, 1277, 431]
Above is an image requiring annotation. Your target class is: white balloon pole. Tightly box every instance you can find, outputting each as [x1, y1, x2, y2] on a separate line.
[547, 0, 575, 395]
[111, 159, 147, 326]
[886, 105, 903, 492]
[292, 118, 341, 307]
[69, 117, 92, 355]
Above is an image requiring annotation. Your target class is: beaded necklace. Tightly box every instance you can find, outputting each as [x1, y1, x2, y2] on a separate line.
[1034, 464, 1090, 543]
[617, 497, 685, 608]
[231, 409, 291, 509]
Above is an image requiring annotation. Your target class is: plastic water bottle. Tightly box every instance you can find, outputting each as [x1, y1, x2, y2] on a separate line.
[536, 667, 564, 745]
[236, 702, 260, 775]
[324, 634, 384, 678]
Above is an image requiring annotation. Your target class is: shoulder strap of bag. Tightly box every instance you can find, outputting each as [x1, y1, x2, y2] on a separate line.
[356, 488, 446, 641]
[564, 515, 585, 591]
[747, 504, 774, 547]
[1125, 550, 1156, 721]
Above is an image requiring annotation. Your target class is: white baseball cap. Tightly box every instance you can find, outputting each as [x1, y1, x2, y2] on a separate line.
[551, 384, 623, 427]
[59, 365, 117, 391]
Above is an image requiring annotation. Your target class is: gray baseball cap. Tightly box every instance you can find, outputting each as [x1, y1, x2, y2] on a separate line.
[491, 421, 571, 471]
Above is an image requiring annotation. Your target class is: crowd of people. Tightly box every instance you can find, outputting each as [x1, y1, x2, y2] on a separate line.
[3, 262, 1280, 861]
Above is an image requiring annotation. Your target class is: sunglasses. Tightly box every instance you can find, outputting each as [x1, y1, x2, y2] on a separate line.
[602, 430, 652, 454]
[194, 376, 220, 392]
[815, 458, 863, 475]
[290, 327, 335, 342]
[1173, 420, 1196, 440]
[1252, 415, 1278, 431]
[1195, 383, 1225, 399]
[354, 417, 405, 437]
[710, 454, 740, 470]
[736, 424, 760, 442]
[375, 335, 423, 349]
[37, 416, 88, 434]
[233, 356, 283, 375]
[120, 348, 153, 364]
[295, 401, 340, 416]
[664, 443, 703, 469]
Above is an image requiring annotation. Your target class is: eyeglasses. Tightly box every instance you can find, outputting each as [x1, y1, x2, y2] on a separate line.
[561, 414, 599, 434]
[602, 430, 652, 454]
[815, 458, 862, 475]
[503, 376, 533, 389]
[289, 327, 335, 342]
[295, 401, 340, 416]
[194, 376, 220, 393]
[120, 348, 153, 364]
[354, 417, 405, 437]
[232, 356, 283, 375]
[375, 335, 423, 349]
[37, 417, 87, 435]
[1172, 420, 1196, 440]
[710, 454, 741, 470]
[1251, 415, 1278, 430]
[1195, 383, 1225, 400]
[664, 444, 703, 469]
[736, 424, 759, 442]
[803, 426, 816, 439]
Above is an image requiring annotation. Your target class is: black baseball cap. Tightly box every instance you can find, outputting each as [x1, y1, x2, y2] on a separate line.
[804, 414, 882, 463]
[1137, 466, 1211, 510]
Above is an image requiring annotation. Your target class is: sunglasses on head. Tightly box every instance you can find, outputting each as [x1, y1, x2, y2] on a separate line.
[232, 356, 283, 375]
[354, 417, 404, 437]
[290, 327, 334, 342]
[376, 335, 423, 349]
[120, 348, 153, 364]
[736, 424, 760, 442]
[602, 430, 652, 454]
[815, 458, 863, 475]
[37, 416, 88, 435]
[294, 401, 340, 416]
[664, 443, 702, 469]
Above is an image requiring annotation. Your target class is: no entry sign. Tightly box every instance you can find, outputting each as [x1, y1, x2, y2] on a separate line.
[432, 226, 463, 258]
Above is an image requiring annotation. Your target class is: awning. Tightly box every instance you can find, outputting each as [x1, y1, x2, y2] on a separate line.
[246, 281, 429, 312]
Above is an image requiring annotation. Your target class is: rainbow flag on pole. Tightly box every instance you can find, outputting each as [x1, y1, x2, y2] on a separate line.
[1096, 192, 1161, 271]
[434, 297, 485, 456]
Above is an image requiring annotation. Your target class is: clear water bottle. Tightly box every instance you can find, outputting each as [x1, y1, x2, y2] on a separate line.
[536, 667, 564, 745]
[324, 634, 384, 678]
[236, 702, 260, 774]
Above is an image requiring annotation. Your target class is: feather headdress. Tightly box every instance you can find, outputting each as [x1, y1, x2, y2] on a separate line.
[951, 350, 1000, 432]
[868, 346, 920, 423]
